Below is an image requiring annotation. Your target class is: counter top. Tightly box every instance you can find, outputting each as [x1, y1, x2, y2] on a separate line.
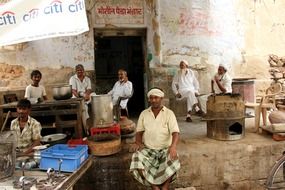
[0, 156, 92, 190]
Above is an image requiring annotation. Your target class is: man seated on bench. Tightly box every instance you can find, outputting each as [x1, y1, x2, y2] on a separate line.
[172, 60, 204, 122]
[10, 99, 42, 155]
[108, 69, 133, 118]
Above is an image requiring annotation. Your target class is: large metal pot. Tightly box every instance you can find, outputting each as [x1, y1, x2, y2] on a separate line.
[53, 84, 72, 100]
[41, 133, 67, 146]
[91, 94, 114, 127]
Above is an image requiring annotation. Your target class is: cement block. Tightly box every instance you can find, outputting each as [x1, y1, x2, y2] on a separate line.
[169, 97, 187, 117]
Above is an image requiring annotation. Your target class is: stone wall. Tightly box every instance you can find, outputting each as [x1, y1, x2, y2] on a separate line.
[74, 132, 284, 190]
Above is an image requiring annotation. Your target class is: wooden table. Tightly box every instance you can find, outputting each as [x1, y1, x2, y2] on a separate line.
[0, 156, 93, 190]
[0, 98, 84, 138]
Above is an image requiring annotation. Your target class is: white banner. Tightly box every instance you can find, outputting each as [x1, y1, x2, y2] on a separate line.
[0, 0, 89, 46]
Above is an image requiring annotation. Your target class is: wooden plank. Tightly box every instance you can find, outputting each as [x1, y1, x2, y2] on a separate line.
[56, 120, 78, 128]
[2, 109, 78, 118]
[260, 125, 285, 133]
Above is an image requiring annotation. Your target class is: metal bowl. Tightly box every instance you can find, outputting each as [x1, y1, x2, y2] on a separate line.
[53, 85, 72, 100]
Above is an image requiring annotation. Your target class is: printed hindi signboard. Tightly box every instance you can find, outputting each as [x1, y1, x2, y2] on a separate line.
[94, 0, 144, 25]
[0, 0, 89, 46]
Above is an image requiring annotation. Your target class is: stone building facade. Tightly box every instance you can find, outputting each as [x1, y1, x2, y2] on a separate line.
[0, 0, 284, 114]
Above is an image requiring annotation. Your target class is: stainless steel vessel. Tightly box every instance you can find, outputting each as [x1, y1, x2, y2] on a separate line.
[91, 94, 113, 127]
[53, 84, 72, 100]
[0, 131, 16, 180]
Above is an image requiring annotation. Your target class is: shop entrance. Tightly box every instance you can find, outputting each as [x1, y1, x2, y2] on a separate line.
[94, 29, 146, 117]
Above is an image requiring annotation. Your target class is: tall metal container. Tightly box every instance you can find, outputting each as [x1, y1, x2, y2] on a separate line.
[0, 131, 16, 180]
[91, 94, 114, 127]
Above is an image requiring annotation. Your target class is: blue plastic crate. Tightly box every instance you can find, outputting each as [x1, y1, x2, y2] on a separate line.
[40, 144, 88, 172]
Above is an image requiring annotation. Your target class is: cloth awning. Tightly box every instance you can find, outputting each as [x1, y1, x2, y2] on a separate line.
[0, 0, 89, 46]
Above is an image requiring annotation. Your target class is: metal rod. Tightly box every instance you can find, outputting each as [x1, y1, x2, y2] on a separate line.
[1, 111, 10, 133]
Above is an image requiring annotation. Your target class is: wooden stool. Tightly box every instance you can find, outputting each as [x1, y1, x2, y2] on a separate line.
[245, 102, 261, 133]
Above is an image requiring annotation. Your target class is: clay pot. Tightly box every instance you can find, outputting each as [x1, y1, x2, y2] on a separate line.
[119, 116, 135, 135]
[269, 110, 285, 124]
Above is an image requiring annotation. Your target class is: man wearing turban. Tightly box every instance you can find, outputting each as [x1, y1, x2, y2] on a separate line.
[198, 63, 232, 114]
[172, 60, 204, 122]
[130, 88, 180, 190]
[211, 63, 232, 94]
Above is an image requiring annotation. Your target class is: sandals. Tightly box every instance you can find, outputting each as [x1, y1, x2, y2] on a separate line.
[186, 116, 192, 122]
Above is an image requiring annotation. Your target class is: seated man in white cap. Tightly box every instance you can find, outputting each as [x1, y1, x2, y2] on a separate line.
[172, 60, 204, 122]
[130, 87, 180, 190]
[211, 63, 232, 94]
[198, 63, 232, 114]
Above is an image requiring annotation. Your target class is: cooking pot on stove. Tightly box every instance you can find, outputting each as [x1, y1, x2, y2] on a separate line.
[53, 84, 72, 100]
[41, 133, 67, 146]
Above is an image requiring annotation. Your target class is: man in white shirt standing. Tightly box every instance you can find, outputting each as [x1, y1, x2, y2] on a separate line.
[25, 70, 47, 103]
[172, 60, 203, 122]
[108, 69, 133, 117]
[69, 64, 96, 128]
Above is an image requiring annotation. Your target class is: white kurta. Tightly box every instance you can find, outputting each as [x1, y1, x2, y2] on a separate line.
[108, 81, 133, 109]
[171, 69, 200, 112]
[198, 72, 232, 113]
[212, 72, 232, 94]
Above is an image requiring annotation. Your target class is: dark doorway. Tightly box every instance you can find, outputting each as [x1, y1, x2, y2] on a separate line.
[94, 34, 145, 117]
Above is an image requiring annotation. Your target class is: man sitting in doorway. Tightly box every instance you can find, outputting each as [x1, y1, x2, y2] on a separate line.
[10, 99, 42, 155]
[172, 60, 204, 122]
[108, 69, 133, 118]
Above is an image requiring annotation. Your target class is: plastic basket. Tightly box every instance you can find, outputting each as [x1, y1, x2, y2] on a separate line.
[40, 144, 88, 172]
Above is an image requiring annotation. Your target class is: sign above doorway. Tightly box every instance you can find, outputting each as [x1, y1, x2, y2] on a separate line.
[94, 0, 144, 25]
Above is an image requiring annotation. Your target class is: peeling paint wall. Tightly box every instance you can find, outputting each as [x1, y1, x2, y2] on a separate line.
[234, 0, 285, 94]
[0, 30, 94, 90]
[157, 0, 243, 94]
[156, 0, 285, 95]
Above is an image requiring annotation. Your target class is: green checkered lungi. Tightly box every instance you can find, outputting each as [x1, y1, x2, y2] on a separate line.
[129, 147, 181, 186]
